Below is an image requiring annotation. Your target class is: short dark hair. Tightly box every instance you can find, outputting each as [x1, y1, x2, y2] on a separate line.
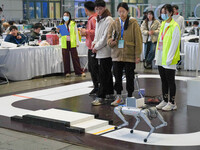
[9, 25, 18, 31]
[84, 1, 95, 11]
[163, 4, 174, 17]
[0, 7, 2, 12]
[95, 0, 106, 7]
[172, 5, 179, 10]
[194, 21, 199, 26]
[33, 23, 42, 29]
[8, 21, 15, 26]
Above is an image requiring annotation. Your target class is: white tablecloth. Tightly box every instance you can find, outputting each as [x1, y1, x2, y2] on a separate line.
[184, 42, 199, 70]
[0, 45, 64, 81]
[0, 42, 88, 81]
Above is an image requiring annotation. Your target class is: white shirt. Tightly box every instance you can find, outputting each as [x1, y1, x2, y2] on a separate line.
[148, 21, 152, 41]
[155, 22, 180, 70]
[172, 14, 185, 36]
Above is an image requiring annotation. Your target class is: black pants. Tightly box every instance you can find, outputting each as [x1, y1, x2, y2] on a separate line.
[158, 66, 176, 104]
[97, 57, 114, 98]
[88, 49, 99, 89]
[113, 61, 135, 97]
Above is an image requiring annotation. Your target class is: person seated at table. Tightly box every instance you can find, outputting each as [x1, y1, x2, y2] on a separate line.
[189, 21, 199, 36]
[4, 25, 26, 45]
[4, 21, 15, 34]
[30, 24, 41, 41]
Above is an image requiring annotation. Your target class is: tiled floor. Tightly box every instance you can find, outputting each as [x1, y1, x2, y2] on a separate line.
[0, 128, 93, 150]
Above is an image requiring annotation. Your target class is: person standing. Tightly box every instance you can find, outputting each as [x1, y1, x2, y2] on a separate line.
[141, 10, 160, 69]
[172, 5, 185, 36]
[91, 0, 114, 106]
[172, 5, 185, 69]
[80, 1, 99, 95]
[58, 11, 86, 77]
[107, 2, 142, 106]
[155, 4, 181, 111]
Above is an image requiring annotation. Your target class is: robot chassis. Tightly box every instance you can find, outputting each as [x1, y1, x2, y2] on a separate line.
[114, 105, 167, 142]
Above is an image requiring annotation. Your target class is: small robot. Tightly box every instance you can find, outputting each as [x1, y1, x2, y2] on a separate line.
[114, 97, 167, 142]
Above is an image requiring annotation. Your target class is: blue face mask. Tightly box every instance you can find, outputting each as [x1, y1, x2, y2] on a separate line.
[161, 14, 169, 21]
[63, 16, 69, 22]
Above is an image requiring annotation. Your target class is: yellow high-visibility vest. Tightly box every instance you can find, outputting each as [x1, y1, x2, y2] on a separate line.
[61, 21, 76, 49]
[156, 19, 180, 65]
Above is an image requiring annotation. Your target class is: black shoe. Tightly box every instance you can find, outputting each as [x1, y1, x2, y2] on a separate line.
[89, 88, 98, 96]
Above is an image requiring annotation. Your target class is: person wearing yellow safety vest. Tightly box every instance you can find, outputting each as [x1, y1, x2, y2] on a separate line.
[59, 11, 86, 77]
[155, 4, 180, 111]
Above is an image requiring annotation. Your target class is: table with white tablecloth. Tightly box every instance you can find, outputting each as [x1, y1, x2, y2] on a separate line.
[184, 42, 199, 70]
[0, 42, 88, 81]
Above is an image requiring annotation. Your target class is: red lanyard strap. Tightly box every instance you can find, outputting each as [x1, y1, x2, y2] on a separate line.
[161, 26, 170, 40]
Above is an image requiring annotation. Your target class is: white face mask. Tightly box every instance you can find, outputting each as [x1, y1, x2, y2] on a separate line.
[63, 16, 69, 22]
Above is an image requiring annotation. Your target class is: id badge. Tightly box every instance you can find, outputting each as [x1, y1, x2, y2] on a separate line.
[158, 41, 163, 50]
[118, 40, 124, 48]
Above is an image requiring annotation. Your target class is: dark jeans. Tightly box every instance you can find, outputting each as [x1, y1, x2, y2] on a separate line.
[88, 49, 99, 89]
[144, 41, 157, 65]
[62, 41, 82, 75]
[158, 66, 176, 104]
[113, 61, 135, 97]
[97, 57, 114, 98]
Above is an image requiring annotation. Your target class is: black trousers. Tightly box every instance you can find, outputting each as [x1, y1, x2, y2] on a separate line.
[97, 57, 114, 98]
[158, 66, 176, 103]
[88, 49, 99, 89]
[113, 61, 135, 97]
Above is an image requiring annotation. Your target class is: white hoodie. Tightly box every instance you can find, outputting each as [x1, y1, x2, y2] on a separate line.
[172, 14, 185, 36]
[92, 16, 114, 59]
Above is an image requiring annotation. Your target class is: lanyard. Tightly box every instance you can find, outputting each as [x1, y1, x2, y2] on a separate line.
[120, 19, 124, 39]
[161, 26, 170, 40]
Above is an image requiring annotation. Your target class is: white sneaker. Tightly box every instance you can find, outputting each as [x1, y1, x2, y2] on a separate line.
[111, 95, 124, 106]
[91, 97, 104, 106]
[66, 73, 71, 77]
[156, 101, 167, 109]
[162, 102, 177, 111]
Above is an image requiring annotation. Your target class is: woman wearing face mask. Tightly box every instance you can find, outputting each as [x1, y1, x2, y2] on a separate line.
[141, 10, 160, 69]
[59, 11, 86, 77]
[107, 2, 142, 106]
[155, 4, 180, 111]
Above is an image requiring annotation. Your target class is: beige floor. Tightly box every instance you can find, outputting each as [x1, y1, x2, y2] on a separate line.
[0, 128, 93, 150]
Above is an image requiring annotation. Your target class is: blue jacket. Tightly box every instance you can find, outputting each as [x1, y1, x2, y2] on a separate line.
[5, 34, 26, 44]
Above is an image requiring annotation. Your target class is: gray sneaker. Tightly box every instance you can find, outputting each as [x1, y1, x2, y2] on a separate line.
[91, 97, 104, 106]
[111, 95, 124, 106]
